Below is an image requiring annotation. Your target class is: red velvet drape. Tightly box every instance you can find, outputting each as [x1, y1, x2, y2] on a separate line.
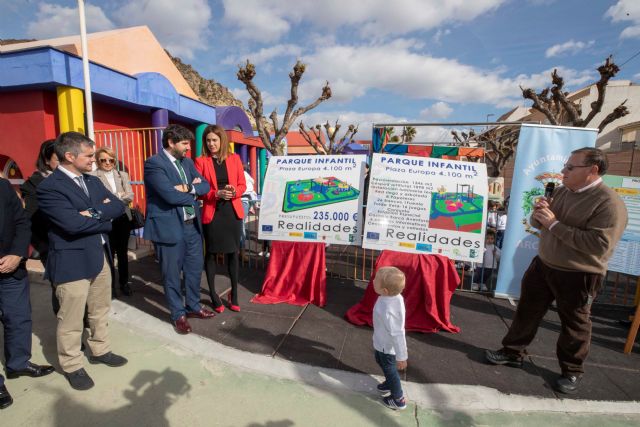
[252, 241, 327, 307]
[345, 251, 461, 333]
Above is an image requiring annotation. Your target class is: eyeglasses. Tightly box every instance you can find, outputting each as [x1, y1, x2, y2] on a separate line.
[563, 163, 591, 171]
[99, 158, 115, 164]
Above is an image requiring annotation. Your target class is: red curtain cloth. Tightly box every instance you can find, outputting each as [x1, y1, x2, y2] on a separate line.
[345, 251, 461, 333]
[251, 241, 327, 307]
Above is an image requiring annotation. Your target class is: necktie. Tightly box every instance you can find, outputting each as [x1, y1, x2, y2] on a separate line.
[174, 160, 195, 217]
[76, 176, 89, 197]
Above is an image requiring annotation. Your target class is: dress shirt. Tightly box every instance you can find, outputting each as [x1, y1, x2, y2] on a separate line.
[163, 149, 196, 221]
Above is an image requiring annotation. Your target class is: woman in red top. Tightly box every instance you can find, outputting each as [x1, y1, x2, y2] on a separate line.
[195, 125, 246, 312]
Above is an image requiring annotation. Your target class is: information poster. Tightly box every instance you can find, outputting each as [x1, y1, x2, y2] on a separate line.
[258, 155, 367, 245]
[362, 153, 488, 263]
[603, 175, 640, 276]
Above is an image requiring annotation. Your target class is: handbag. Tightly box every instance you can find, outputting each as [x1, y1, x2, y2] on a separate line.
[130, 206, 145, 229]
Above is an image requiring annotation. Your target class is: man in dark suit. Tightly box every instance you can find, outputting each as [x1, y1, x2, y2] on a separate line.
[144, 124, 215, 334]
[0, 178, 54, 409]
[37, 132, 128, 391]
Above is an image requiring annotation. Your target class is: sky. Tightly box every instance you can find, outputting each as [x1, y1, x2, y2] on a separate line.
[1, 0, 639, 141]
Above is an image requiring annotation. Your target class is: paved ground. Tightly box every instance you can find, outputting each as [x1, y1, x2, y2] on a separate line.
[117, 256, 640, 402]
[1, 259, 639, 426]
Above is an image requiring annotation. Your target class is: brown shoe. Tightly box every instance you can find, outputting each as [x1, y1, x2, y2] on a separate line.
[173, 315, 192, 334]
[186, 308, 216, 319]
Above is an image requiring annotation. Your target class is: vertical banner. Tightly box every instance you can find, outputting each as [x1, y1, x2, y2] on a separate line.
[494, 124, 598, 298]
[362, 153, 488, 263]
[602, 175, 640, 276]
[258, 155, 367, 245]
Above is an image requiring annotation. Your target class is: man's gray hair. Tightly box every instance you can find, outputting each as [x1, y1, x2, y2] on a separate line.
[54, 131, 95, 161]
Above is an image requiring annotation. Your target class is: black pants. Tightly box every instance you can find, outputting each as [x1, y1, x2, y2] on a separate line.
[501, 256, 603, 375]
[205, 252, 239, 306]
[109, 214, 131, 288]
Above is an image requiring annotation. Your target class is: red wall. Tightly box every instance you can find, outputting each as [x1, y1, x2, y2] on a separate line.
[0, 90, 58, 178]
[93, 100, 151, 131]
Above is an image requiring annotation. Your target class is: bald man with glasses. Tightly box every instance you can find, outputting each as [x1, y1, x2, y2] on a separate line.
[485, 147, 628, 394]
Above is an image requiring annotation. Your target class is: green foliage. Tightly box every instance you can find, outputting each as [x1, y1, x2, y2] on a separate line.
[522, 187, 544, 215]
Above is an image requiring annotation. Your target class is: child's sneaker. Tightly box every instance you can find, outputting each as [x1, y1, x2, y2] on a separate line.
[376, 383, 391, 396]
[471, 283, 480, 291]
[480, 284, 489, 291]
[381, 395, 407, 410]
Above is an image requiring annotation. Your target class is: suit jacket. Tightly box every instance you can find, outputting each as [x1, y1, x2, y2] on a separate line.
[20, 172, 50, 255]
[92, 168, 135, 220]
[37, 168, 125, 283]
[0, 178, 30, 280]
[194, 154, 247, 224]
[143, 151, 210, 244]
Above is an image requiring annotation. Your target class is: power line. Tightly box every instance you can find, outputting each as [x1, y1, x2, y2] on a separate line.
[619, 49, 640, 68]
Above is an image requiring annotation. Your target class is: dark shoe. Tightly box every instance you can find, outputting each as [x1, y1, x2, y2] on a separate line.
[554, 374, 582, 394]
[485, 349, 523, 368]
[381, 395, 406, 410]
[186, 308, 216, 319]
[0, 385, 13, 409]
[120, 283, 133, 296]
[174, 315, 192, 334]
[64, 368, 95, 391]
[89, 352, 128, 367]
[377, 382, 391, 396]
[6, 362, 55, 379]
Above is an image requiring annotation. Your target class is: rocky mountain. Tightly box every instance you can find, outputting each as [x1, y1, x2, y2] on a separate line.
[168, 52, 252, 117]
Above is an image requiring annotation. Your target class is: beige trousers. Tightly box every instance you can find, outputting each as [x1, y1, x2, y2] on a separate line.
[56, 254, 112, 373]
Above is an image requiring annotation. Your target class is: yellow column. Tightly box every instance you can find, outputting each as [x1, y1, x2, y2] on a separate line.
[230, 142, 235, 153]
[57, 86, 86, 133]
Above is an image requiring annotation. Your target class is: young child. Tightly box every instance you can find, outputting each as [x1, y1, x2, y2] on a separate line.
[372, 266, 408, 410]
[472, 229, 501, 291]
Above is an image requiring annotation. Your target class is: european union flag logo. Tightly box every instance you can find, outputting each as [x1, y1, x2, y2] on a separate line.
[367, 232, 380, 240]
[416, 243, 432, 252]
[262, 225, 273, 232]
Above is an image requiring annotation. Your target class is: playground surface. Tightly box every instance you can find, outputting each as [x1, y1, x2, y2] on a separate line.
[430, 191, 484, 233]
[283, 177, 360, 212]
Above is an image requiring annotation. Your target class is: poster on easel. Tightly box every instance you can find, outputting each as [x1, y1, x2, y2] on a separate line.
[603, 175, 640, 276]
[362, 153, 488, 263]
[258, 155, 367, 245]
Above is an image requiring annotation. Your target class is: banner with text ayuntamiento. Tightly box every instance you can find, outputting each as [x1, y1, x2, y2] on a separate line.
[494, 124, 597, 299]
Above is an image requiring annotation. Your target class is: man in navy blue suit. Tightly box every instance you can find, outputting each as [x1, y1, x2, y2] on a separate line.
[0, 178, 54, 409]
[144, 124, 215, 334]
[38, 132, 128, 391]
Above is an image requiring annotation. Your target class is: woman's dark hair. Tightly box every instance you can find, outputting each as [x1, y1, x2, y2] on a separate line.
[35, 139, 57, 173]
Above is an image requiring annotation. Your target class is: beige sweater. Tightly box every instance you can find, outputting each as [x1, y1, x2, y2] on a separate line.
[531, 181, 628, 274]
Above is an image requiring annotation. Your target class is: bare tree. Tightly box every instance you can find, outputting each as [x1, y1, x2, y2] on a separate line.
[237, 60, 332, 156]
[521, 55, 629, 132]
[298, 120, 359, 155]
[453, 56, 631, 177]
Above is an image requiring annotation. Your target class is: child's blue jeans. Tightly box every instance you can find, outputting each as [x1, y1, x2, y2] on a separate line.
[374, 350, 403, 399]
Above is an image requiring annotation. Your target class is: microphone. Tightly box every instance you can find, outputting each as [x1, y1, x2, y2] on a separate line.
[544, 182, 555, 200]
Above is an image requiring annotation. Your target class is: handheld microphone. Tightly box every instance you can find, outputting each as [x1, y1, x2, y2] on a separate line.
[544, 182, 555, 200]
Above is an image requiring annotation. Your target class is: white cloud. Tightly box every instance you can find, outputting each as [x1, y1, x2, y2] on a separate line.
[222, 44, 303, 66]
[112, 0, 212, 59]
[222, 0, 506, 42]
[26, 3, 115, 39]
[432, 28, 451, 44]
[633, 72, 640, 82]
[606, 0, 640, 39]
[420, 102, 453, 119]
[545, 40, 595, 58]
[297, 41, 596, 108]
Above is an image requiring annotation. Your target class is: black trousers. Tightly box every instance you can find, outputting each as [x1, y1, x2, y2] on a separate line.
[205, 252, 239, 306]
[109, 214, 131, 287]
[501, 256, 603, 375]
[0, 275, 32, 385]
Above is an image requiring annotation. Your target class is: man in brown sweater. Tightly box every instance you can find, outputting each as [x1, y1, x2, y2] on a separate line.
[485, 147, 628, 394]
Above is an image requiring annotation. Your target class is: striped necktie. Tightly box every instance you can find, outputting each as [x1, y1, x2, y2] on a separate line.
[174, 160, 195, 217]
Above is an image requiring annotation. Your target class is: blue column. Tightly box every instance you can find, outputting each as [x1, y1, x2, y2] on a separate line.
[239, 144, 248, 164]
[151, 109, 169, 154]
